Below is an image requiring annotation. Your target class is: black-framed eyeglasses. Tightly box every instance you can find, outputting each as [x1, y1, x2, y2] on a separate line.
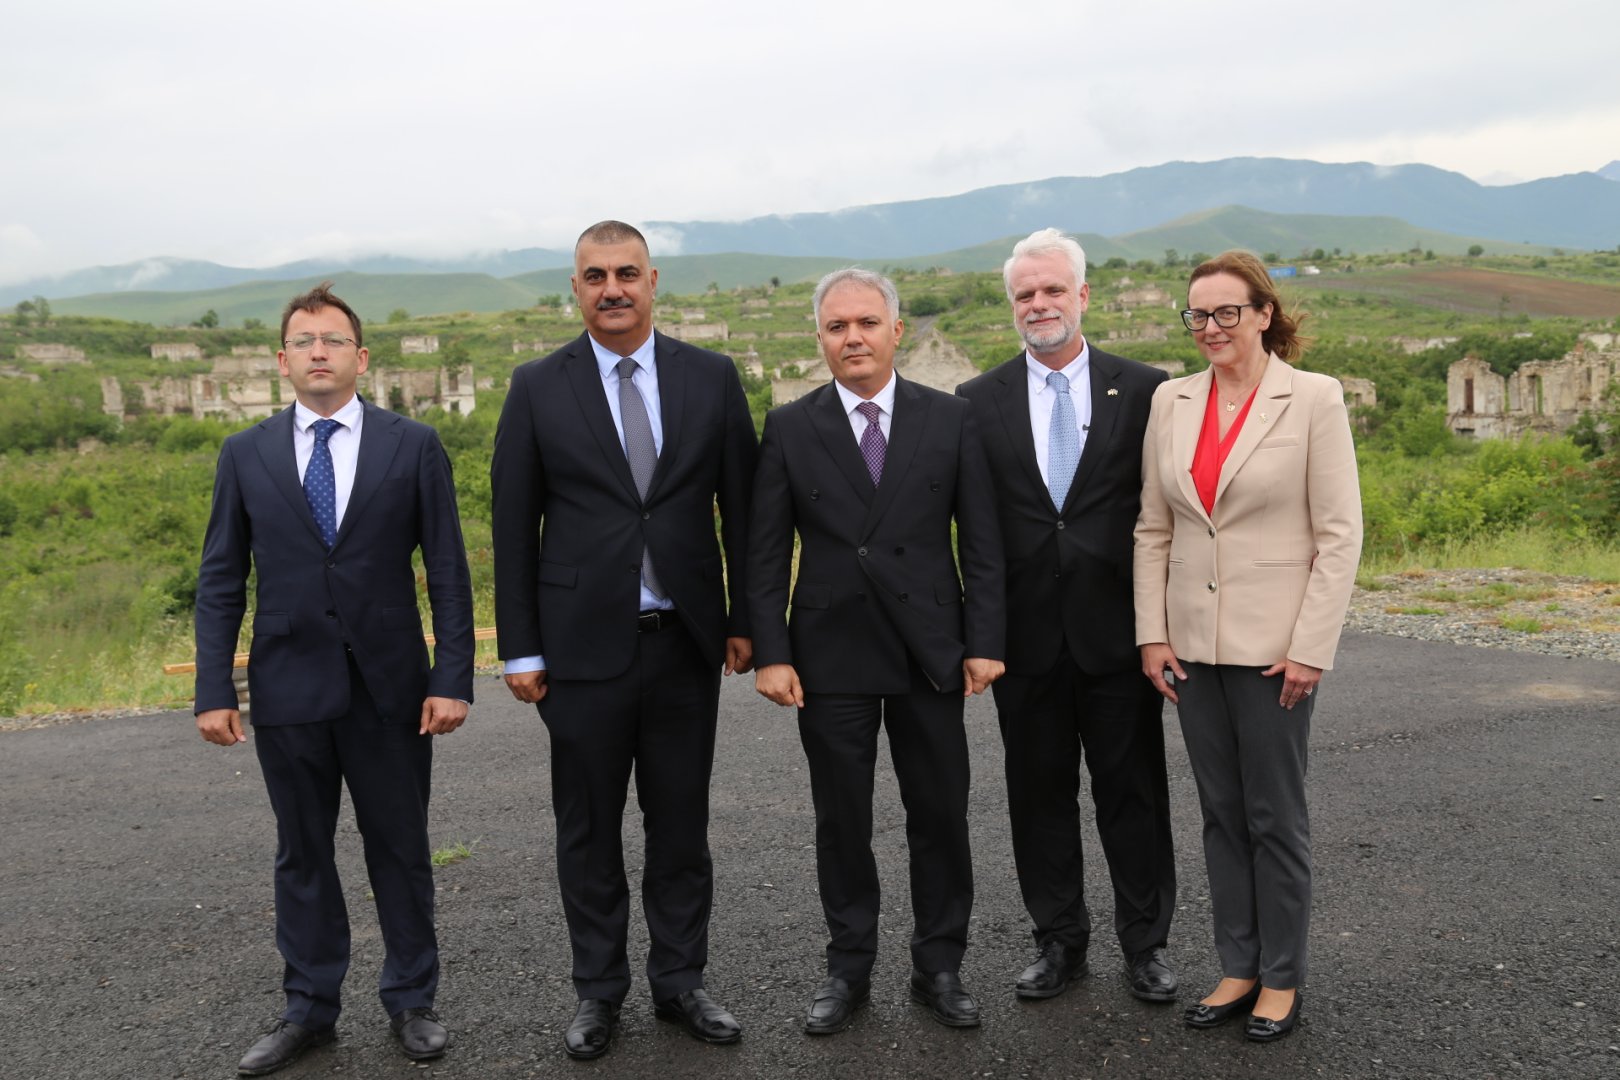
[1180, 304, 1258, 331]
[283, 333, 358, 351]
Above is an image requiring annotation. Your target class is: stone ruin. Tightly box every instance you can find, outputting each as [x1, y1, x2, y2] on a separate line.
[663, 321, 729, 343]
[1447, 339, 1618, 440]
[770, 326, 979, 406]
[17, 343, 87, 364]
[101, 362, 477, 421]
[401, 335, 440, 355]
[150, 342, 203, 361]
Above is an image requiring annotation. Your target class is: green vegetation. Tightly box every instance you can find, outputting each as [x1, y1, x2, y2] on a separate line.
[3, 249, 1619, 715]
[430, 840, 478, 867]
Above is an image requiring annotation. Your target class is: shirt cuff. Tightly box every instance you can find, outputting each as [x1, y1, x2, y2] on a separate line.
[503, 655, 545, 675]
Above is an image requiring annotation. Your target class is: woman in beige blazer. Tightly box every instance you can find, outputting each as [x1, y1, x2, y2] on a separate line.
[1135, 250, 1361, 1042]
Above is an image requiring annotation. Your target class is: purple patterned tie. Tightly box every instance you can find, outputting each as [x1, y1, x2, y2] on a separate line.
[856, 400, 885, 487]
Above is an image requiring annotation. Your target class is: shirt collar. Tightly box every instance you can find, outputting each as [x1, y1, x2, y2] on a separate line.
[1025, 338, 1090, 391]
[590, 331, 658, 380]
[833, 369, 898, 417]
[294, 393, 363, 433]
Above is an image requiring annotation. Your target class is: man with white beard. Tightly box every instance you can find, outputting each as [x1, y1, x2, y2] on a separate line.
[956, 229, 1179, 1006]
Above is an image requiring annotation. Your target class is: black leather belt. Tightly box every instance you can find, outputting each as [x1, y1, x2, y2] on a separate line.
[637, 610, 675, 633]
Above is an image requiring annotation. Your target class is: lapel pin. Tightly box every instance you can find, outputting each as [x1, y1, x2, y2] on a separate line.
[1259, 413, 1269, 423]
[1106, 388, 1118, 396]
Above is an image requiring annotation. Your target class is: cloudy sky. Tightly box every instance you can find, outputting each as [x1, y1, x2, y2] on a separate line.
[3, 0, 1615, 285]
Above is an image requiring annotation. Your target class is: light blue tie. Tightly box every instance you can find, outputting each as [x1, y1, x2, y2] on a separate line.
[1046, 371, 1080, 511]
[304, 418, 340, 549]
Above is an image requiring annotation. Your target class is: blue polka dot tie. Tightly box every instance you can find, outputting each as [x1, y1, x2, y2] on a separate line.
[1046, 371, 1080, 511]
[304, 418, 340, 549]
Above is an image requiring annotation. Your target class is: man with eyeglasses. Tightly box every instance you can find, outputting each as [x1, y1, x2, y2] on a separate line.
[956, 229, 1180, 1007]
[193, 282, 475, 1075]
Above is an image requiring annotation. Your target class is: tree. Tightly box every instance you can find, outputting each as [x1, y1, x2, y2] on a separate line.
[1467, 244, 1484, 258]
[769, 276, 781, 289]
[1262, 252, 1280, 264]
[31, 296, 50, 322]
[1163, 249, 1180, 269]
[12, 299, 35, 327]
[193, 309, 219, 328]
[242, 317, 264, 330]
[1311, 248, 1326, 261]
[387, 308, 410, 324]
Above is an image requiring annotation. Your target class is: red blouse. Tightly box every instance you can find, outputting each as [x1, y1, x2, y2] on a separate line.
[1190, 379, 1258, 516]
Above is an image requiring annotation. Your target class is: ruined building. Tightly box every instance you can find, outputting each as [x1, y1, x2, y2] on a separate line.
[1447, 338, 1618, 440]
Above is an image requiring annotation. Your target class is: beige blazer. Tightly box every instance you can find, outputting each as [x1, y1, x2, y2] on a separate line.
[1134, 354, 1362, 670]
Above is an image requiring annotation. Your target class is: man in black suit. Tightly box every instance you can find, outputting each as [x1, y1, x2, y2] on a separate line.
[956, 229, 1178, 1004]
[194, 282, 475, 1075]
[748, 268, 1005, 1034]
[491, 221, 757, 1060]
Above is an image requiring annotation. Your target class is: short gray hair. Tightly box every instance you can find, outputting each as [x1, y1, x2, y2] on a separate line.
[812, 267, 900, 325]
[1002, 228, 1087, 298]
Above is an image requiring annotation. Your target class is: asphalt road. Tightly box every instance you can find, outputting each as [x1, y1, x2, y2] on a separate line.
[2, 631, 1617, 1080]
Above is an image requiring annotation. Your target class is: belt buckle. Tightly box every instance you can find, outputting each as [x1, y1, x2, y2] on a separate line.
[638, 610, 663, 633]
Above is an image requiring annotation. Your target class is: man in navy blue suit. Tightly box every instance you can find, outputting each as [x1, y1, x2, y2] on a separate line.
[193, 282, 475, 1076]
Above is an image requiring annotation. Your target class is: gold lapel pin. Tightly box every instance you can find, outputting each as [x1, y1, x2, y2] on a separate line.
[1106, 388, 1118, 396]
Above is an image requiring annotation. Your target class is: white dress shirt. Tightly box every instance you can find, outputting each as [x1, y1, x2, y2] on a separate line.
[292, 394, 364, 529]
[832, 369, 897, 444]
[504, 333, 670, 677]
[1026, 342, 1092, 487]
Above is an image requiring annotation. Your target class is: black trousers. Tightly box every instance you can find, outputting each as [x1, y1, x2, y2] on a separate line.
[538, 622, 722, 1003]
[991, 657, 1176, 955]
[797, 669, 974, 981]
[252, 655, 437, 1029]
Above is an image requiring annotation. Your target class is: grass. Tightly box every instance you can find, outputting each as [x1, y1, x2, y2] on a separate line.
[430, 840, 478, 867]
[1388, 605, 1444, 616]
[1355, 530, 1620, 584]
[1498, 615, 1548, 633]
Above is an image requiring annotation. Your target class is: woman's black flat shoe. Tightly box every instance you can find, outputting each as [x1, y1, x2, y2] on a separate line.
[1244, 991, 1302, 1042]
[1182, 983, 1260, 1029]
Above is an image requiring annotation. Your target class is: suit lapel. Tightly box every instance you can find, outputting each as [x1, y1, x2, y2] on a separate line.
[1171, 368, 1212, 525]
[1065, 346, 1121, 508]
[252, 406, 326, 545]
[808, 383, 875, 508]
[1214, 354, 1293, 508]
[863, 376, 927, 536]
[648, 331, 684, 500]
[990, 356, 1047, 506]
[563, 333, 642, 503]
[334, 398, 403, 550]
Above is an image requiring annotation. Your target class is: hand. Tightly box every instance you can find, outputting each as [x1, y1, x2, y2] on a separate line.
[1262, 659, 1321, 710]
[196, 708, 245, 746]
[505, 669, 548, 704]
[962, 657, 1005, 696]
[755, 663, 805, 708]
[1141, 643, 1187, 704]
[725, 636, 754, 676]
[419, 696, 469, 735]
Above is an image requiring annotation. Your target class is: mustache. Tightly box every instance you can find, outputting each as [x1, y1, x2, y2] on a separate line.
[596, 297, 635, 311]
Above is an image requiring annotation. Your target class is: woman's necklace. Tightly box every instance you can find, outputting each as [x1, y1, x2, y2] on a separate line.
[1219, 377, 1260, 412]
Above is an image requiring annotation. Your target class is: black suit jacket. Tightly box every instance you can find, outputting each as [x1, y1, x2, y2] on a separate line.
[748, 376, 1005, 696]
[957, 347, 1167, 676]
[194, 398, 476, 724]
[490, 330, 756, 679]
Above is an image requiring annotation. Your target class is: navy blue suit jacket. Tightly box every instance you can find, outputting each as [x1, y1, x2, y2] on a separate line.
[194, 398, 475, 724]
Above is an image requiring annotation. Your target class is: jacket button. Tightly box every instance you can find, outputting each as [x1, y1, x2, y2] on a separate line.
[857, 546, 868, 557]
[1055, 521, 1066, 530]
[325, 610, 336, 618]
[810, 489, 820, 500]
[630, 566, 639, 574]
[642, 511, 651, 520]
[1208, 526, 1215, 538]
[930, 481, 940, 491]
[1207, 581, 1217, 592]
[326, 560, 335, 568]
[899, 593, 909, 602]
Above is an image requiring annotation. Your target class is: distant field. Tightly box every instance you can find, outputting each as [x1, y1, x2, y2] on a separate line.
[1295, 267, 1620, 318]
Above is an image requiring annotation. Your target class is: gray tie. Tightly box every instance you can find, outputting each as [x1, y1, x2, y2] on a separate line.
[616, 357, 664, 599]
[1047, 371, 1081, 511]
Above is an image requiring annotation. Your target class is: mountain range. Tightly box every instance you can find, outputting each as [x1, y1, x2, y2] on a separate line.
[8, 156, 1616, 316]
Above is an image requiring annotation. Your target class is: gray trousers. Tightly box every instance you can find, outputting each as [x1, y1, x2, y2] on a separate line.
[1176, 662, 1313, 988]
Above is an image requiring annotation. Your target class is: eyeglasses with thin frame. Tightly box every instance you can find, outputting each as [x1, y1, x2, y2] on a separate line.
[1180, 303, 1259, 332]
[283, 332, 358, 351]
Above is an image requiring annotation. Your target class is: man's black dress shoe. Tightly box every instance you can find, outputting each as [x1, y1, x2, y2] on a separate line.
[564, 999, 620, 1060]
[390, 1007, 448, 1060]
[804, 976, 870, 1035]
[1123, 946, 1179, 1002]
[1015, 940, 1089, 1000]
[1245, 991, 1302, 1042]
[654, 988, 742, 1044]
[237, 1019, 335, 1076]
[909, 969, 981, 1028]
[1183, 982, 1261, 1029]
